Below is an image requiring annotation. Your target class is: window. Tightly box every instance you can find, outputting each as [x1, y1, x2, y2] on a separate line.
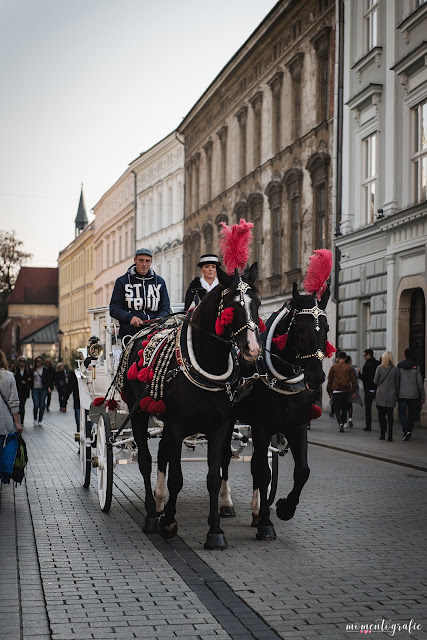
[203, 141, 213, 201]
[250, 93, 263, 168]
[362, 133, 377, 224]
[236, 107, 248, 176]
[284, 167, 303, 273]
[266, 185, 282, 276]
[364, 0, 378, 51]
[307, 150, 330, 248]
[286, 54, 304, 140]
[412, 100, 427, 203]
[217, 127, 228, 192]
[314, 184, 326, 249]
[248, 194, 263, 271]
[268, 72, 283, 155]
[290, 196, 300, 270]
[193, 154, 200, 211]
[186, 162, 193, 214]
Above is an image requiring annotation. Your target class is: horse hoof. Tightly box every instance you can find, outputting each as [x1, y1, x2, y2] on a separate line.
[256, 525, 276, 541]
[158, 516, 178, 539]
[143, 516, 159, 534]
[220, 506, 236, 518]
[204, 533, 228, 550]
[251, 513, 260, 527]
[276, 498, 296, 521]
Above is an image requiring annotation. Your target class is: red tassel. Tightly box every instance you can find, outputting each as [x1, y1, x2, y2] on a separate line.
[138, 358, 145, 368]
[93, 397, 105, 407]
[258, 318, 266, 333]
[106, 399, 118, 411]
[215, 307, 234, 335]
[272, 333, 288, 350]
[127, 362, 139, 380]
[148, 400, 167, 415]
[139, 396, 153, 411]
[310, 404, 322, 420]
[137, 367, 154, 383]
[325, 341, 337, 358]
[120, 390, 127, 404]
[141, 340, 150, 348]
[138, 349, 144, 358]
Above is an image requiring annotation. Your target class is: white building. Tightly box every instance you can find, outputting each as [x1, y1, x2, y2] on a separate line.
[132, 131, 185, 306]
[335, 0, 427, 421]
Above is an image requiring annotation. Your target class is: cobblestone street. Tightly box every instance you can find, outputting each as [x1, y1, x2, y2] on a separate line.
[1, 396, 426, 640]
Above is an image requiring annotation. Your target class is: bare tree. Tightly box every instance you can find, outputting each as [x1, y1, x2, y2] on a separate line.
[0, 231, 32, 324]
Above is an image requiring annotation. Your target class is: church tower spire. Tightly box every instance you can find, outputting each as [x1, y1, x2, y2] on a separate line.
[75, 184, 88, 236]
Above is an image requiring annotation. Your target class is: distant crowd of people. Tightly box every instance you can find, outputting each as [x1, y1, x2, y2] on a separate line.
[327, 348, 425, 441]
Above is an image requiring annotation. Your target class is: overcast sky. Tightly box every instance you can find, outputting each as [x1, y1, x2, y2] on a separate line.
[0, 0, 278, 268]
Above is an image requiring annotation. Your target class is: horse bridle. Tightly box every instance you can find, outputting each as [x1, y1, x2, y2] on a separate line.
[218, 278, 259, 339]
[289, 303, 327, 363]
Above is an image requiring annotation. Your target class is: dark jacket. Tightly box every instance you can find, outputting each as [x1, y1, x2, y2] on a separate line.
[358, 356, 381, 392]
[109, 265, 170, 325]
[45, 365, 55, 389]
[184, 277, 207, 311]
[64, 370, 80, 410]
[14, 367, 31, 399]
[28, 366, 50, 390]
[397, 359, 425, 400]
[55, 369, 68, 388]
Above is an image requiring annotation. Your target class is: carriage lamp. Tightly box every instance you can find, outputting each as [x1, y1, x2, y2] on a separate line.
[87, 335, 104, 359]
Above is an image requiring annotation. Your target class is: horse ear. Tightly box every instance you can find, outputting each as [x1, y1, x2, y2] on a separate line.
[246, 262, 258, 285]
[292, 282, 301, 301]
[319, 284, 330, 309]
[216, 266, 233, 287]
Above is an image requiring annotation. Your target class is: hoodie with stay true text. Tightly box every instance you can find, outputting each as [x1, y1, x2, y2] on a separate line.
[109, 265, 170, 326]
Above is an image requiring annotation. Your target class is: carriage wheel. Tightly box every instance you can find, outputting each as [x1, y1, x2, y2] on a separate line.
[267, 434, 279, 506]
[96, 413, 113, 512]
[80, 408, 92, 488]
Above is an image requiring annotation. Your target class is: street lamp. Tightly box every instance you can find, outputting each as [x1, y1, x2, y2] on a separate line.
[57, 329, 64, 362]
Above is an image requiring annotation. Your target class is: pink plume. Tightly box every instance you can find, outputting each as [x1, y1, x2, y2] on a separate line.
[303, 249, 333, 299]
[219, 218, 254, 274]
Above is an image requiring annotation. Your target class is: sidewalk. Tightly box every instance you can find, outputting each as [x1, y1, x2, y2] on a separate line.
[307, 411, 427, 472]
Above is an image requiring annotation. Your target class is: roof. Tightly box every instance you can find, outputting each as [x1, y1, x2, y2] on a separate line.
[75, 185, 88, 228]
[8, 267, 58, 305]
[20, 319, 59, 344]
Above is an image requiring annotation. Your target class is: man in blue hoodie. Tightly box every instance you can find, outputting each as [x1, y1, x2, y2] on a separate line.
[109, 248, 171, 338]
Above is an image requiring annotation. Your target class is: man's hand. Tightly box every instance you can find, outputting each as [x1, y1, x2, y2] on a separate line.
[130, 316, 144, 327]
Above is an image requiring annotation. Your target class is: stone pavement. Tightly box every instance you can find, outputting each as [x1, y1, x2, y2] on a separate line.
[1, 395, 426, 640]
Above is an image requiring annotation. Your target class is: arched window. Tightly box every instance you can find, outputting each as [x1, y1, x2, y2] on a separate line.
[306, 150, 331, 249]
[283, 168, 303, 272]
[266, 182, 283, 277]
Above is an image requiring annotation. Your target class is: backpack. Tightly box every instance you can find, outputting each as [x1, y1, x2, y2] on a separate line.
[1, 433, 28, 485]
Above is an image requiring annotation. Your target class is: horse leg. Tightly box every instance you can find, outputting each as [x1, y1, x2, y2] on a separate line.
[251, 488, 260, 527]
[154, 435, 168, 516]
[131, 412, 157, 533]
[276, 423, 310, 521]
[251, 430, 276, 540]
[219, 443, 235, 518]
[158, 430, 182, 540]
[204, 434, 228, 550]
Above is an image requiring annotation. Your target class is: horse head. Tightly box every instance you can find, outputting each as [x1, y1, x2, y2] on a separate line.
[215, 262, 262, 361]
[287, 282, 330, 390]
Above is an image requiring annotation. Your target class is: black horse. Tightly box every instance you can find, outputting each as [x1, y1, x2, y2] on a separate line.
[225, 282, 330, 540]
[123, 264, 262, 550]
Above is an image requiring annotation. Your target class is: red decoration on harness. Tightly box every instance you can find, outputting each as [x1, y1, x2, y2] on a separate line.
[148, 399, 167, 415]
[303, 249, 333, 299]
[137, 367, 154, 383]
[325, 341, 336, 358]
[93, 397, 105, 407]
[219, 218, 254, 274]
[127, 362, 139, 380]
[258, 318, 266, 333]
[310, 404, 322, 420]
[215, 307, 234, 335]
[106, 399, 118, 411]
[141, 340, 150, 349]
[272, 333, 288, 350]
[120, 390, 127, 404]
[139, 396, 152, 411]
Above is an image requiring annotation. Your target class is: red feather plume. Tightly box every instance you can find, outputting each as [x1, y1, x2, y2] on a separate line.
[219, 218, 254, 274]
[303, 249, 333, 299]
[325, 341, 336, 358]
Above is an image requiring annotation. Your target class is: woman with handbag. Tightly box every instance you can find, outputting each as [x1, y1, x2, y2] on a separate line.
[374, 351, 399, 441]
[29, 356, 50, 426]
[0, 349, 23, 453]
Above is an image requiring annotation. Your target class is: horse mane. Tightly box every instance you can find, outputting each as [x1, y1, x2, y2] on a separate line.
[192, 284, 225, 332]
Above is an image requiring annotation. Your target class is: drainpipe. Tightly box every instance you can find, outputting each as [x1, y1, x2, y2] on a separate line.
[131, 170, 137, 254]
[333, 0, 344, 349]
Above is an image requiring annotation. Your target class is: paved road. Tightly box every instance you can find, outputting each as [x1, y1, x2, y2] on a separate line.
[1, 397, 426, 640]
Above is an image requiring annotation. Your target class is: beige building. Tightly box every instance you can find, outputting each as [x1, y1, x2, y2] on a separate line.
[58, 188, 94, 363]
[132, 131, 185, 305]
[179, 0, 335, 315]
[93, 168, 136, 308]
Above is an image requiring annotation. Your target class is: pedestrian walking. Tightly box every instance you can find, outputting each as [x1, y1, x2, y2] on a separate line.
[29, 356, 51, 426]
[64, 369, 80, 429]
[14, 356, 31, 425]
[358, 348, 380, 431]
[55, 363, 68, 412]
[397, 348, 425, 441]
[344, 355, 363, 428]
[44, 357, 55, 412]
[0, 349, 23, 458]
[374, 351, 399, 441]
[327, 351, 357, 432]
[184, 254, 221, 311]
